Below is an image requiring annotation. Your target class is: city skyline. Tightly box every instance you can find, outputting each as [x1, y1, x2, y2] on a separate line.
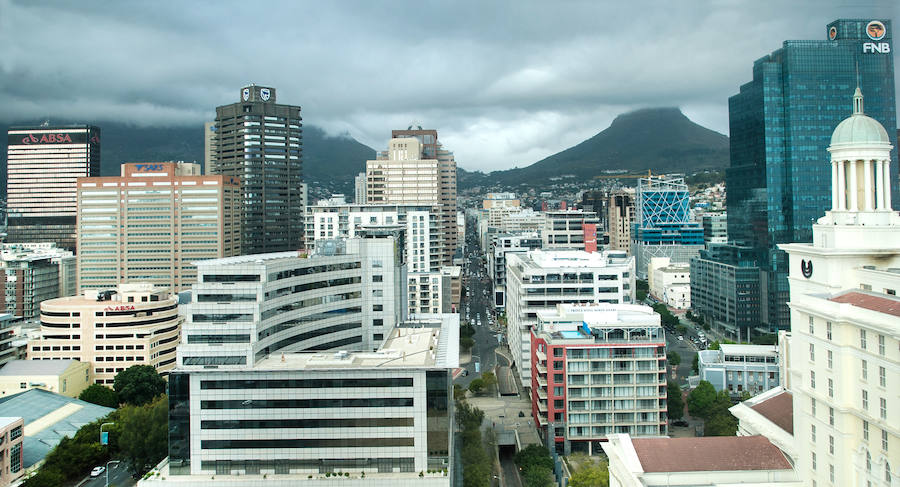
[0, 1, 896, 172]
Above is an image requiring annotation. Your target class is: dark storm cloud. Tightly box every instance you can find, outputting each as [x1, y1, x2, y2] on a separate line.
[0, 0, 897, 171]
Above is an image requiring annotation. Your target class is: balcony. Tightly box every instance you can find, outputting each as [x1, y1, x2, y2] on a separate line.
[537, 388, 547, 400]
[538, 401, 547, 412]
[536, 376, 547, 387]
[535, 362, 547, 374]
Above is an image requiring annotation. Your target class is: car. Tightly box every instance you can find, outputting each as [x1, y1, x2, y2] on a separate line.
[91, 466, 106, 477]
[518, 411, 526, 417]
[677, 336, 684, 341]
[672, 420, 689, 427]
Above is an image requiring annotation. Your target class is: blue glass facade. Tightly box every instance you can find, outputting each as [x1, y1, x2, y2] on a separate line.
[726, 19, 897, 330]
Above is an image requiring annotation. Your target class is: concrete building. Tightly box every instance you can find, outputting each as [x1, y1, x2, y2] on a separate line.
[702, 212, 728, 244]
[0, 315, 14, 367]
[76, 162, 241, 292]
[0, 359, 90, 398]
[777, 87, 899, 487]
[487, 232, 543, 309]
[729, 386, 796, 465]
[602, 434, 799, 486]
[203, 121, 216, 175]
[607, 189, 635, 254]
[530, 304, 667, 454]
[354, 172, 366, 203]
[0, 417, 24, 486]
[505, 250, 636, 389]
[483, 193, 521, 229]
[5, 125, 100, 250]
[211, 85, 304, 254]
[689, 243, 762, 340]
[631, 176, 704, 278]
[29, 283, 182, 385]
[542, 209, 600, 251]
[698, 344, 779, 396]
[647, 258, 690, 310]
[0, 244, 75, 319]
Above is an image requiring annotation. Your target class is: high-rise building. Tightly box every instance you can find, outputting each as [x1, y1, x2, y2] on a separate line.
[0, 244, 75, 319]
[727, 19, 897, 330]
[5, 125, 100, 250]
[366, 126, 458, 267]
[211, 85, 303, 254]
[29, 283, 183, 385]
[690, 243, 762, 339]
[76, 162, 241, 292]
[607, 189, 635, 254]
[203, 121, 216, 175]
[531, 304, 667, 454]
[487, 232, 543, 308]
[702, 212, 728, 244]
[778, 87, 898, 486]
[505, 250, 636, 389]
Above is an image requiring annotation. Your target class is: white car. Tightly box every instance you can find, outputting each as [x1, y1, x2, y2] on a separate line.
[677, 336, 684, 341]
[91, 466, 106, 477]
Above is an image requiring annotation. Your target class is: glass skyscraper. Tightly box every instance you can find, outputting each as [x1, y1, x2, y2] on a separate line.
[726, 19, 896, 329]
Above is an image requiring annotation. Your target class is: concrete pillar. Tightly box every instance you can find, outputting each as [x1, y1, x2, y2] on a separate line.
[875, 160, 885, 210]
[885, 160, 893, 210]
[832, 160, 839, 210]
[837, 160, 846, 210]
[863, 159, 873, 211]
[849, 160, 859, 211]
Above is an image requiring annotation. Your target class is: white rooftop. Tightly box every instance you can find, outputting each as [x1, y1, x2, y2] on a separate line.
[719, 344, 778, 356]
[526, 250, 628, 269]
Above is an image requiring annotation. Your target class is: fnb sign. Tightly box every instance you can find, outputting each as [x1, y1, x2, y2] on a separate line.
[863, 42, 891, 53]
[135, 164, 165, 172]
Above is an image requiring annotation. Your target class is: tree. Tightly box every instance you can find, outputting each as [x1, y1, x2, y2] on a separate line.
[460, 336, 475, 352]
[692, 353, 699, 374]
[514, 444, 554, 473]
[687, 381, 717, 419]
[468, 378, 485, 395]
[114, 365, 166, 406]
[118, 395, 168, 476]
[522, 466, 554, 487]
[708, 340, 721, 350]
[481, 371, 498, 393]
[667, 381, 684, 421]
[453, 383, 467, 401]
[705, 410, 739, 436]
[667, 351, 681, 367]
[568, 461, 610, 487]
[79, 384, 119, 408]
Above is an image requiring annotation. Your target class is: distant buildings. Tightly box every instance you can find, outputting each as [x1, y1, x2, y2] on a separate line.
[5, 125, 100, 250]
[76, 162, 241, 292]
[607, 189, 635, 254]
[0, 244, 75, 319]
[29, 283, 182, 385]
[210, 85, 304, 254]
[530, 304, 667, 454]
[0, 359, 91, 398]
[631, 175, 703, 278]
[698, 344, 779, 396]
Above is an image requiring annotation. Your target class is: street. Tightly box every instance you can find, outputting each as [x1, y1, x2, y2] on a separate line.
[81, 461, 135, 487]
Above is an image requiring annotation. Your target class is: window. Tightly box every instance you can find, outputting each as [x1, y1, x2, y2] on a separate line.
[553, 374, 563, 383]
[811, 424, 816, 442]
[372, 275, 383, 282]
[553, 361, 563, 371]
[828, 378, 833, 398]
[829, 435, 834, 454]
[811, 371, 816, 389]
[861, 329, 867, 349]
[553, 348, 563, 357]
[812, 452, 817, 471]
[826, 321, 832, 340]
[864, 420, 870, 441]
[372, 305, 383, 312]
[810, 343, 815, 361]
[880, 398, 887, 420]
[10, 442, 21, 473]
[829, 464, 835, 483]
[827, 350, 833, 369]
[879, 334, 885, 355]
[880, 366, 886, 387]
[829, 407, 834, 426]
[866, 451, 872, 472]
[809, 316, 815, 334]
[883, 430, 889, 452]
[863, 360, 868, 380]
[812, 398, 817, 416]
[863, 390, 869, 410]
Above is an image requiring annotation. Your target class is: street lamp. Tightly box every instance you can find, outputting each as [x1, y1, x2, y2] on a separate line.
[105, 460, 120, 487]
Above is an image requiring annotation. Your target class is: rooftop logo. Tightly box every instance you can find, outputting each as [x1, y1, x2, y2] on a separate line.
[828, 26, 837, 40]
[260, 88, 271, 101]
[135, 164, 165, 172]
[21, 133, 72, 145]
[866, 20, 886, 41]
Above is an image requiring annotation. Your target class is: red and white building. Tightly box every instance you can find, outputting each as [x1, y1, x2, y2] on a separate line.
[530, 304, 667, 454]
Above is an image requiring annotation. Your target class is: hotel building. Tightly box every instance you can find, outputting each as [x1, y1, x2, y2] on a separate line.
[29, 283, 182, 385]
[76, 162, 241, 292]
[5, 125, 100, 250]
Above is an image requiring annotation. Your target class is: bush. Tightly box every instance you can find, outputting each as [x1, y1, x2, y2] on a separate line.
[667, 351, 681, 367]
[667, 381, 684, 421]
[79, 384, 119, 408]
[114, 365, 166, 406]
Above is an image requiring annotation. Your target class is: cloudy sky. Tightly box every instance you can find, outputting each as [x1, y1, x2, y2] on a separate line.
[1, 0, 897, 172]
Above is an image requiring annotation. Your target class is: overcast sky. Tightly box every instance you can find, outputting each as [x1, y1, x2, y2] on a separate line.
[1, 0, 897, 172]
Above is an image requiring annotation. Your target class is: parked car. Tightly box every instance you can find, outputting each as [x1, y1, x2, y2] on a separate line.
[91, 466, 106, 477]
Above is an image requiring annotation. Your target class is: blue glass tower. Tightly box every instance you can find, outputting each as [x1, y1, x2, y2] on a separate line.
[632, 175, 704, 277]
[726, 19, 897, 330]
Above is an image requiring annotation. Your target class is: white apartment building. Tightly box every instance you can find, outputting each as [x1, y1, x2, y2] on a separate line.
[777, 89, 899, 486]
[648, 258, 691, 310]
[698, 344, 779, 396]
[177, 235, 405, 368]
[0, 243, 76, 319]
[29, 283, 182, 385]
[505, 250, 636, 389]
[487, 232, 543, 309]
[531, 304, 667, 455]
[542, 209, 600, 251]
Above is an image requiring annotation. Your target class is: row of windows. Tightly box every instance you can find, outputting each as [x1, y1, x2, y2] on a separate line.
[200, 377, 413, 390]
[200, 397, 413, 409]
[200, 417, 414, 429]
[201, 437, 414, 449]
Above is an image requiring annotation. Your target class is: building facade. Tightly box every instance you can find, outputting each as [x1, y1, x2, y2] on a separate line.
[607, 190, 635, 254]
[29, 283, 182, 385]
[0, 244, 75, 319]
[726, 19, 897, 330]
[76, 162, 241, 292]
[211, 85, 303, 254]
[648, 258, 691, 310]
[631, 176, 703, 278]
[505, 250, 636, 389]
[698, 344, 779, 396]
[0, 359, 91, 398]
[5, 125, 101, 250]
[702, 212, 728, 244]
[0, 417, 24, 486]
[530, 304, 667, 455]
[690, 243, 762, 340]
[542, 209, 600, 251]
[487, 232, 543, 308]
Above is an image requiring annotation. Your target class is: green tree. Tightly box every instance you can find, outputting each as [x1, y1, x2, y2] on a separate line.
[708, 341, 721, 350]
[692, 353, 699, 374]
[514, 444, 554, 472]
[460, 336, 475, 352]
[114, 365, 166, 406]
[22, 469, 66, 487]
[687, 380, 717, 419]
[453, 383, 466, 401]
[667, 381, 684, 421]
[636, 279, 649, 292]
[118, 395, 168, 476]
[522, 467, 554, 487]
[568, 461, 610, 487]
[667, 351, 681, 367]
[481, 371, 498, 393]
[705, 411, 739, 436]
[79, 383, 119, 408]
[468, 378, 485, 395]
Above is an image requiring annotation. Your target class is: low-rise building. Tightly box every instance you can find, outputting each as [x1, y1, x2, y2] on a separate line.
[0, 243, 76, 320]
[542, 209, 599, 251]
[0, 417, 24, 486]
[698, 344, 779, 396]
[29, 283, 182, 385]
[729, 386, 795, 464]
[647, 258, 690, 310]
[0, 359, 91, 398]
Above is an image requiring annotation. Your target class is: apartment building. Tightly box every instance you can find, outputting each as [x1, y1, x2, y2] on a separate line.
[487, 232, 543, 309]
[0, 243, 75, 319]
[542, 209, 600, 251]
[76, 162, 241, 292]
[530, 304, 667, 455]
[505, 250, 636, 389]
[29, 283, 182, 385]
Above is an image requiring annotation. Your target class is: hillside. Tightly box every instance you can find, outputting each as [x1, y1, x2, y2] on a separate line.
[465, 107, 729, 188]
[0, 123, 375, 198]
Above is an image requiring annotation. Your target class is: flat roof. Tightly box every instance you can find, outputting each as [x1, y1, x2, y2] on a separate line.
[830, 290, 900, 318]
[0, 417, 21, 429]
[0, 359, 78, 376]
[750, 390, 794, 435]
[631, 435, 793, 473]
[719, 344, 777, 356]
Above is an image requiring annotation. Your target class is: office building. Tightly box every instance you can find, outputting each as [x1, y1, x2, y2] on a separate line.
[0, 359, 91, 398]
[530, 304, 667, 454]
[647, 258, 690, 310]
[607, 189, 635, 254]
[777, 86, 899, 486]
[483, 193, 521, 229]
[5, 125, 100, 250]
[702, 212, 727, 244]
[690, 244, 762, 340]
[631, 176, 703, 277]
[76, 162, 241, 292]
[354, 172, 366, 203]
[506, 250, 636, 389]
[203, 122, 216, 175]
[0, 244, 75, 319]
[29, 283, 182, 385]
[0, 315, 15, 367]
[698, 344, 779, 397]
[366, 126, 458, 267]
[727, 19, 897, 330]
[487, 232, 543, 308]
[542, 209, 600, 251]
[211, 85, 303, 254]
[0, 417, 24, 486]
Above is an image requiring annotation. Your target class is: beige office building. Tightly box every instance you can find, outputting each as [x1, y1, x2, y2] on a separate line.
[29, 283, 182, 385]
[77, 162, 240, 292]
[608, 189, 635, 254]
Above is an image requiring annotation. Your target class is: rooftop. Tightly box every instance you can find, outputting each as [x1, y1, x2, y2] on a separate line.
[749, 389, 794, 435]
[0, 359, 79, 376]
[631, 435, 793, 473]
[718, 344, 778, 356]
[522, 250, 631, 269]
[829, 290, 900, 318]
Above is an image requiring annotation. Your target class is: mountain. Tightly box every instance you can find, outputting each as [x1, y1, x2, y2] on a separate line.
[463, 107, 729, 188]
[0, 122, 375, 198]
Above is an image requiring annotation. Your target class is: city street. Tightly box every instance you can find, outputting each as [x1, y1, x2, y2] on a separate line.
[457, 225, 503, 387]
[81, 460, 135, 487]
